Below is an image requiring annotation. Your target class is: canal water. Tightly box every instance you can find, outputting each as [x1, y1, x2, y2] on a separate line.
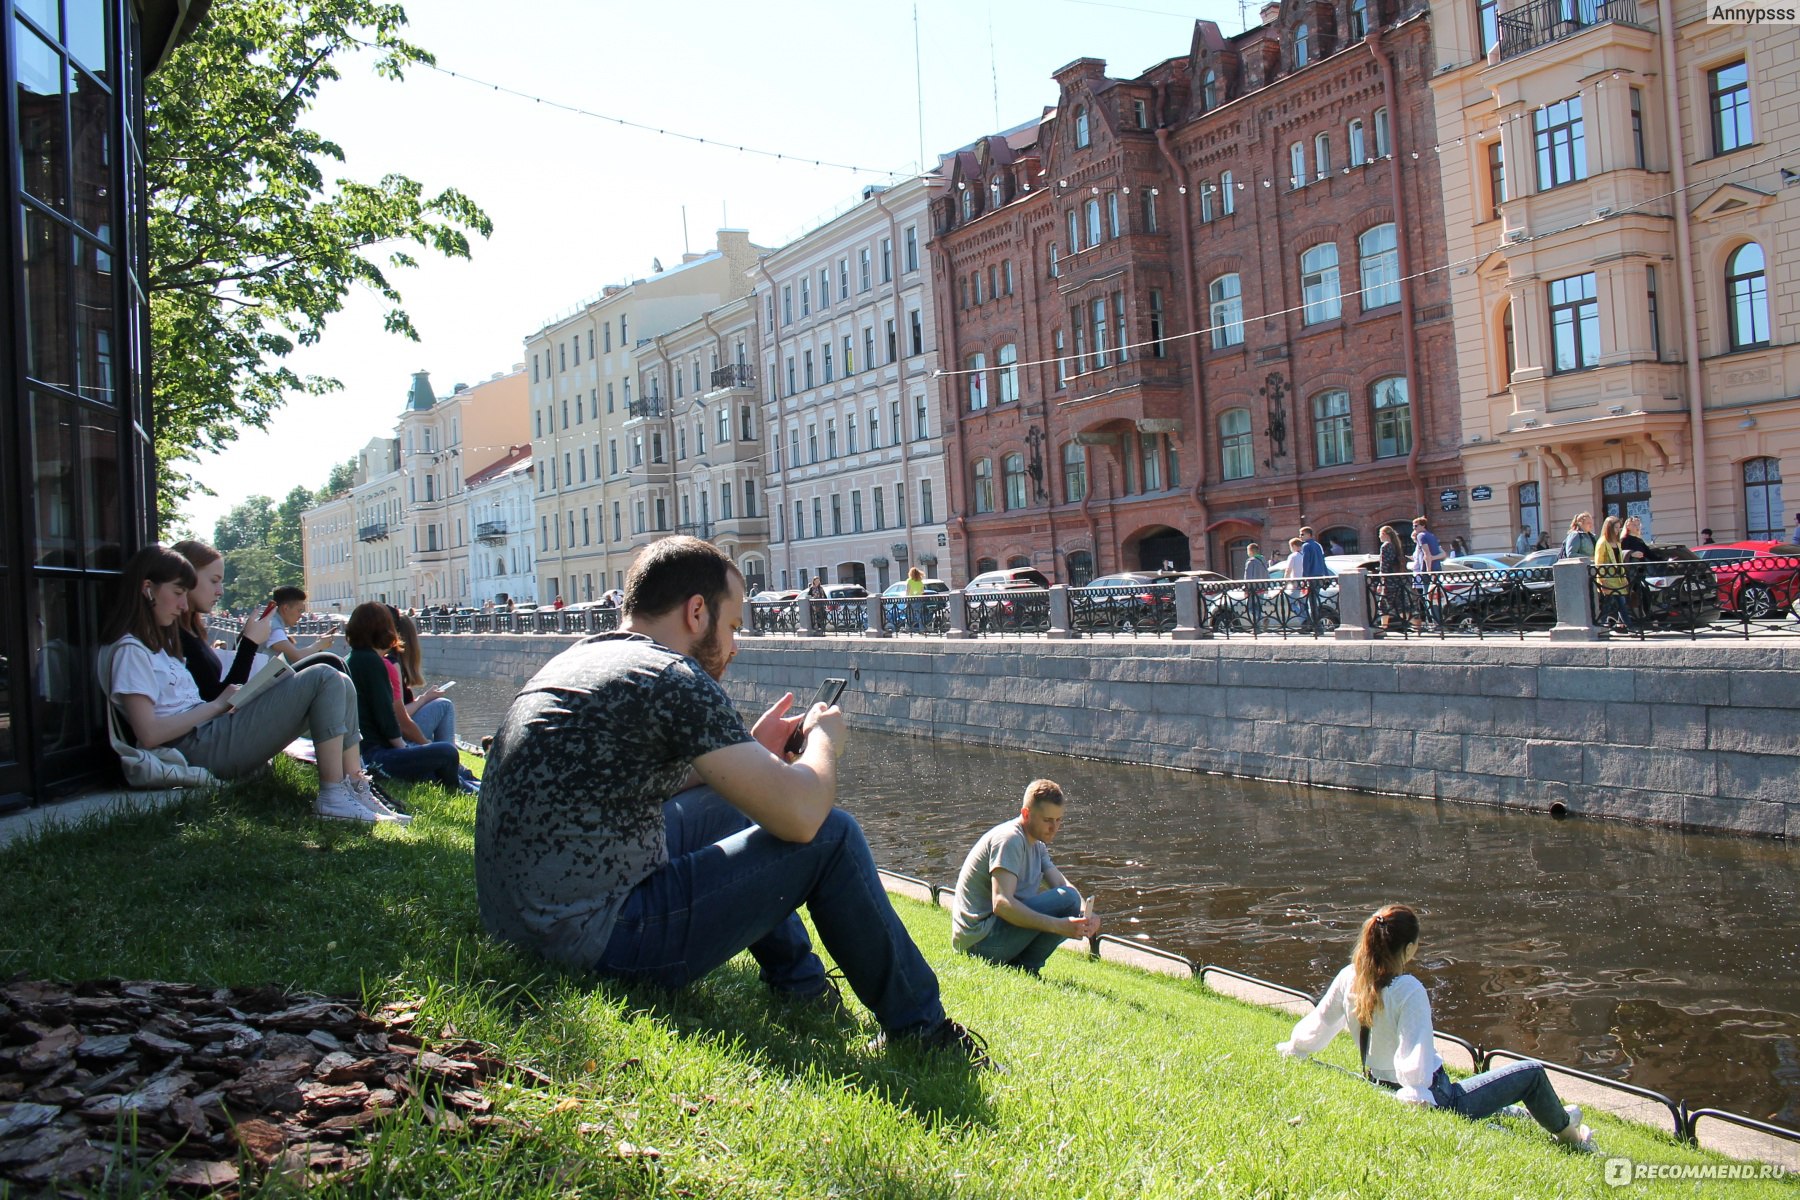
[451, 676, 1799, 1127]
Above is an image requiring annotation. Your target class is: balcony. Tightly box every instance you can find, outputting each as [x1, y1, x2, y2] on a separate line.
[357, 522, 389, 542]
[709, 363, 755, 392]
[626, 398, 664, 424]
[677, 521, 713, 541]
[1496, 0, 1643, 60]
[474, 520, 508, 542]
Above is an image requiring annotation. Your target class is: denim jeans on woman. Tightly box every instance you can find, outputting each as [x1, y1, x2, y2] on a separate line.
[595, 786, 945, 1037]
[412, 696, 456, 745]
[1427, 1060, 1572, 1132]
[365, 740, 462, 789]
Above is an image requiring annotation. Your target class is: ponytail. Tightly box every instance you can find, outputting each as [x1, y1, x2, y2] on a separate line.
[1349, 904, 1420, 1026]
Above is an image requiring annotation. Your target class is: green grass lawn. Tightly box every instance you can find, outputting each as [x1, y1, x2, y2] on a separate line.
[2, 758, 1791, 1199]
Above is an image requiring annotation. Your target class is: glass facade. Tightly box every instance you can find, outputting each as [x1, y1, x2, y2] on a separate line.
[4, 0, 164, 805]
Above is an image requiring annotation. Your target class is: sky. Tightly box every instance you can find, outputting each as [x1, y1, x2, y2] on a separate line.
[176, 0, 1246, 538]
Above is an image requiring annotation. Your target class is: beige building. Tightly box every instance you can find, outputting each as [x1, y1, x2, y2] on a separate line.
[628, 295, 771, 590]
[301, 491, 358, 613]
[527, 229, 764, 603]
[350, 436, 407, 605]
[754, 177, 948, 591]
[1432, 0, 1796, 550]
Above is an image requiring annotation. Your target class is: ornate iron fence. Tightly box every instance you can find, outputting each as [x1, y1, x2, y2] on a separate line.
[1197, 579, 1339, 638]
[965, 587, 1051, 637]
[1070, 583, 1177, 636]
[1364, 567, 1555, 638]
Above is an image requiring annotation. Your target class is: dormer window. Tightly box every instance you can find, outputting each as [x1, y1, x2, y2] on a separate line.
[1295, 23, 1311, 66]
[990, 177, 1004, 209]
[1075, 105, 1091, 148]
[1133, 98, 1149, 128]
[1202, 69, 1218, 111]
[961, 188, 974, 220]
[1348, 0, 1369, 38]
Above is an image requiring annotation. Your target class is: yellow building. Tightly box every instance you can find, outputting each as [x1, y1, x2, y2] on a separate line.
[1431, 0, 1796, 549]
[301, 491, 358, 613]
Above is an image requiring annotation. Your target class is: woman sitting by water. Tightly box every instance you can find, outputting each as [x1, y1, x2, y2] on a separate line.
[170, 539, 273, 700]
[1277, 904, 1594, 1149]
[344, 602, 466, 792]
[391, 611, 457, 746]
[101, 545, 398, 824]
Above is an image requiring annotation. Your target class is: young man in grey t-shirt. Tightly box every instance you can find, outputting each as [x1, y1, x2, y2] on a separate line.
[950, 779, 1101, 974]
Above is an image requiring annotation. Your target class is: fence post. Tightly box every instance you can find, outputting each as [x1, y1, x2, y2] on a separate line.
[945, 590, 972, 639]
[863, 595, 889, 638]
[1334, 568, 1374, 640]
[798, 596, 821, 637]
[1172, 578, 1207, 641]
[1549, 558, 1604, 641]
[1046, 585, 1076, 639]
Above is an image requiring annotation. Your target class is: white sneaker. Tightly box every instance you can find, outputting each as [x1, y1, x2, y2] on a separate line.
[347, 775, 409, 825]
[1554, 1104, 1594, 1150]
[315, 781, 382, 823]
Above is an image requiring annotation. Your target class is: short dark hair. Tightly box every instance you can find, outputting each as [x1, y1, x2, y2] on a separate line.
[272, 585, 307, 606]
[101, 544, 197, 656]
[344, 601, 398, 651]
[623, 536, 742, 622]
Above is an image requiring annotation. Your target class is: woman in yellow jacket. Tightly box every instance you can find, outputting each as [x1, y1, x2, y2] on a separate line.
[1594, 515, 1634, 633]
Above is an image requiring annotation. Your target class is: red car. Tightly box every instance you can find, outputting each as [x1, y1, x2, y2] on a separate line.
[1694, 541, 1800, 618]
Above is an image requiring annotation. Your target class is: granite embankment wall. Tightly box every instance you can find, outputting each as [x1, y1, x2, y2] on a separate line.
[421, 634, 1800, 838]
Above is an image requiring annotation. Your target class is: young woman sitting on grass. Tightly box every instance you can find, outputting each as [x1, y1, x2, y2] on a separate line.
[1277, 904, 1594, 1149]
[170, 539, 272, 700]
[391, 611, 458, 746]
[101, 544, 402, 825]
[344, 602, 467, 792]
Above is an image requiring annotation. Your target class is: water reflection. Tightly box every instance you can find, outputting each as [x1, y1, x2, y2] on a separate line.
[454, 676, 1799, 1127]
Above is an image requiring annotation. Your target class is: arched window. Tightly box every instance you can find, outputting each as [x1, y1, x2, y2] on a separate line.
[1066, 549, 1095, 587]
[990, 177, 1004, 210]
[1209, 274, 1245, 348]
[1727, 242, 1770, 350]
[1003, 453, 1028, 509]
[1086, 198, 1103, 246]
[1744, 457, 1783, 541]
[1349, 0, 1369, 39]
[967, 352, 987, 409]
[971, 458, 995, 514]
[1200, 178, 1215, 222]
[1290, 142, 1307, 188]
[1313, 389, 1353, 466]
[1301, 243, 1342, 324]
[997, 343, 1019, 402]
[1295, 22, 1311, 65]
[1314, 132, 1331, 179]
[1374, 107, 1390, 156]
[1501, 301, 1516, 383]
[1358, 223, 1399, 309]
[1600, 469, 1652, 536]
[1075, 105, 1091, 148]
[1007, 555, 1032, 569]
[1348, 118, 1366, 165]
[1063, 441, 1088, 503]
[960, 188, 973, 221]
[1321, 526, 1361, 554]
[1220, 170, 1236, 214]
[1220, 408, 1254, 480]
[1371, 376, 1412, 459]
[1202, 69, 1218, 110]
[1048, 241, 1060, 278]
[976, 557, 999, 574]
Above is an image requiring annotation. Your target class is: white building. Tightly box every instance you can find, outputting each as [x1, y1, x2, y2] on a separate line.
[463, 445, 537, 607]
[350, 436, 407, 605]
[753, 178, 949, 592]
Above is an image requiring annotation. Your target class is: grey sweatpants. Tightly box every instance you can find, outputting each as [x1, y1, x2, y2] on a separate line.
[174, 664, 359, 780]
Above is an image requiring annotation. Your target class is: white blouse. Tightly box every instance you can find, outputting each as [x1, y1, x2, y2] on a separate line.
[108, 635, 205, 719]
[1277, 964, 1444, 1105]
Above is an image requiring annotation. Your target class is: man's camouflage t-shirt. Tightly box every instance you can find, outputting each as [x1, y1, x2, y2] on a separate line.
[474, 632, 752, 967]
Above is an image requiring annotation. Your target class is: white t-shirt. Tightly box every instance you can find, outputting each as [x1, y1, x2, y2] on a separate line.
[266, 611, 294, 650]
[108, 635, 204, 719]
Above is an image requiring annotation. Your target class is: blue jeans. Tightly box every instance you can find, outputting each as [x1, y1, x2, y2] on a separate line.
[596, 787, 945, 1037]
[366, 740, 462, 788]
[414, 697, 457, 744]
[1429, 1061, 1571, 1133]
[965, 886, 1082, 974]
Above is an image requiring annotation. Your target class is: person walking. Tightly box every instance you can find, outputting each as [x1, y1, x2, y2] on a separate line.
[1595, 516, 1635, 634]
[1242, 542, 1269, 630]
[1377, 524, 1406, 630]
[1561, 513, 1596, 560]
[1515, 524, 1535, 556]
[1409, 517, 1447, 627]
[904, 565, 926, 633]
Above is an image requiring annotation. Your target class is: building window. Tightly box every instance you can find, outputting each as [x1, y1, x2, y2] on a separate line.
[909, 309, 924, 355]
[1086, 198, 1103, 247]
[1150, 289, 1167, 357]
[1501, 301, 1517, 381]
[968, 352, 988, 409]
[1359, 223, 1400, 309]
[1133, 97, 1149, 128]
[1202, 69, 1217, 110]
[1727, 243, 1770, 350]
[1075, 105, 1090, 147]
[1744, 458, 1783, 540]
[905, 225, 919, 272]
[1003, 453, 1028, 509]
[782, 286, 793, 324]
[1091, 297, 1110, 368]
[1054, 329, 1068, 389]
[1201, 180, 1215, 222]
[1220, 171, 1235, 213]
[808, 424, 818, 462]
[859, 247, 872, 291]
[1534, 95, 1587, 190]
[1374, 107, 1389, 157]
[1372, 376, 1412, 459]
[915, 394, 929, 439]
[1301, 244, 1341, 325]
[1630, 87, 1646, 169]
[1294, 22, 1311, 66]
[997, 344, 1019, 402]
[1487, 139, 1506, 218]
[881, 236, 893, 282]
[800, 276, 810, 316]
[1290, 141, 1306, 188]
[1517, 481, 1542, 547]
[831, 494, 842, 535]
[850, 490, 862, 532]
[1140, 188, 1158, 231]
[1063, 441, 1087, 502]
[1645, 265, 1662, 360]
[1048, 241, 1060, 278]
[1477, 0, 1498, 54]
[1349, 119, 1366, 166]
[972, 458, 995, 513]
[1349, 0, 1369, 38]
[1141, 433, 1163, 491]
[1314, 132, 1330, 180]
[1107, 191, 1121, 238]
[1209, 274, 1244, 348]
[1003, 259, 1014, 295]
[1549, 272, 1599, 372]
[1313, 389, 1353, 467]
[1710, 61, 1752, 155]
[921, 478, 934, 523]
[1601, 469, 1652, 535]
[1220, 408, 1254, 480]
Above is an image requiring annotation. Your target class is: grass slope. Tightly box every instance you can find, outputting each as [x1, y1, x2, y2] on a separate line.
[1, 759, 1790, 1199]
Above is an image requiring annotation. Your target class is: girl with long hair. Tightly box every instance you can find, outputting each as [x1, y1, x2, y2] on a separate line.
[99, 545, 395, 823]
[1594, 515, 1634, 632]
[344, 602, 465, 791]
[1278, 904, 1593, 1148]
[170, 539, 271, 701]
[392, 611, 456, 746]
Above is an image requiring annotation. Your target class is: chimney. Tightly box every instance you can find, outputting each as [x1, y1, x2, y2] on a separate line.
[1260, 2, 1280, 22]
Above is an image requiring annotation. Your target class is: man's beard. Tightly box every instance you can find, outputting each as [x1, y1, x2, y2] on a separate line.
[692, 613, 730, 680]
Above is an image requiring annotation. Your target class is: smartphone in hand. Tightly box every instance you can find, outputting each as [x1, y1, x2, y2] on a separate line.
[436, 680, 458, 692]
[260, 601, 277, 619]
[785, 676, 848, 754]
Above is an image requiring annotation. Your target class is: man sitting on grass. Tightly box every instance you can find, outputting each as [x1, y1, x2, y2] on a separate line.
[475, 535, 992, 1066]
[950, 779, 1101, 974]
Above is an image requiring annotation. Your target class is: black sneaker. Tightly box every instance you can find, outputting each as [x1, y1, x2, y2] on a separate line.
[873, 1018, 1001, 1072]
[773, 970, 850, 1020]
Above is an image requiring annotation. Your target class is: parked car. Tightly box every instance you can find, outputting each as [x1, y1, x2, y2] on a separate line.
[1073, 572, 1173, 633]
[813, 584, 869, 631]
[880, 579, 950, 630]
[1693, 541, 1800, 618]
[964, 567, 1052, 632]
[1626, 544, 1722, 630]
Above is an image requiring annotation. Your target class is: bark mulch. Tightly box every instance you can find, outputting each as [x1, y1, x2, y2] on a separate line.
[0, 977, 548, 1195]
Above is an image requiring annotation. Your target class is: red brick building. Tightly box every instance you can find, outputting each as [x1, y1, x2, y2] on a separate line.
[934, 0, 1466, 583]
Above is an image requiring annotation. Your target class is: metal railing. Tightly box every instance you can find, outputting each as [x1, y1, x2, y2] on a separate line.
[1363, 567, 1555, 639]
[1589, 555, 1800, 640]
[1198, 579, 1340, 638]
[964, 587, 1052, 637]
[1496, 0, 1642, 59]
[709, 363, 755, 390]
[1070, 583, 1177, 636]
[474, 520, 507, 541]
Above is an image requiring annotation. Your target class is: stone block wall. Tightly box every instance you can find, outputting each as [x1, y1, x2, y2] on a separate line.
[421, 633, 1800, 838]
